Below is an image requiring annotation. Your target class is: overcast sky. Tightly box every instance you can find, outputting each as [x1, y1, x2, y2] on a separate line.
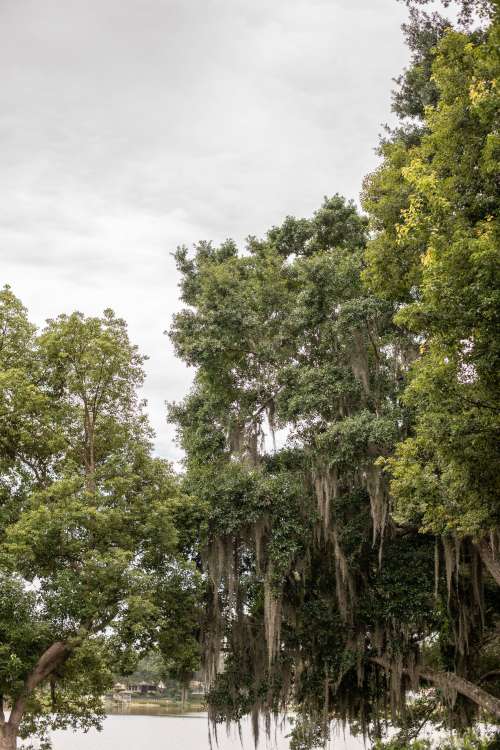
[1, 0, 410, 461]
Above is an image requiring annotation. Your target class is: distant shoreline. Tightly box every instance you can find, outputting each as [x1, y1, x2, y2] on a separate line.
[104, 699, 206, 716]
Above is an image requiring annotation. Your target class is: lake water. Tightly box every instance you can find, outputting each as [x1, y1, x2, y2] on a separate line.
[50, 712, 366, 750]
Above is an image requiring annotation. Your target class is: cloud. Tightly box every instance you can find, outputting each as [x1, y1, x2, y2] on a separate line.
[0, 0, 409, 460]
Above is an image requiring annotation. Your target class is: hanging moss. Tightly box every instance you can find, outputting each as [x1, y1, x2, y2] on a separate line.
[350, 330, 371, 398]
[264, 571, 283, 665]
[170, 192, 500, 746]
[363, 463, 389, 553]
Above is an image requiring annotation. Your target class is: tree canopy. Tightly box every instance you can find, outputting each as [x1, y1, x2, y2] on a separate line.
[169, 5, 499, 747]
[0, 289, 202, 750]
[170, 204, 499, 748]
[363, 3, 499, 545]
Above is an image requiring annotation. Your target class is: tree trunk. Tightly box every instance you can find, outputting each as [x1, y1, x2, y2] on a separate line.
[370, 656, 500, 718]
[1, 641, 77, 750]
[9, 641, 70, 728]
[0, 725, 16, 750]
[476, 536, 500, 587]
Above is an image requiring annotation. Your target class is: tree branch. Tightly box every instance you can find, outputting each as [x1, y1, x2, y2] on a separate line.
[369, 656, 500, 718]
[8, 642, 71, 728]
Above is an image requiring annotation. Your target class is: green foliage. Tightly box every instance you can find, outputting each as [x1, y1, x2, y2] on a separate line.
[373, 740, 432, 750]
[365, 16, 500, 537]
[374, 729, 500, 750]
[361, 5, 500, 743]
[392, 9, 450, 121]
[169, 193, 481, 741]
[0, 290, 204, 746]
[169, 6, 500, 742]
[287, 715, 329, 750]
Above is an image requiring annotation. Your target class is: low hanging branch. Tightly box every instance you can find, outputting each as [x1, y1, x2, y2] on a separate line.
[7, 642, 71, 729]
[369, 656, 500, 719]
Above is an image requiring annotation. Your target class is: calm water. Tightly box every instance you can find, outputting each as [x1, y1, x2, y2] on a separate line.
[50, 712, 366, 750]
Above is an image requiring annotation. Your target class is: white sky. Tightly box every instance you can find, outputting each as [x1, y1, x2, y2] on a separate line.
[1, 0, 410, 461]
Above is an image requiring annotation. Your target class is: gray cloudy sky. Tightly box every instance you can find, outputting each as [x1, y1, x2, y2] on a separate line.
[1, 0, 409, 460]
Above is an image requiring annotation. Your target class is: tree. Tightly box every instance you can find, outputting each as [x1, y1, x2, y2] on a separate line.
[0, 291, 201, 750]
[169, 191, 500, 747]
[363, 2, 500, 741]
[363, 7, 499, 557]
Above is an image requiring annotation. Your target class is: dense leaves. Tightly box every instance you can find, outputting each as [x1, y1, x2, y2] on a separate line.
[0, 291, 202, 749]
[170, 7, 499, 745]
[364, 9, 500, 539]
[169, 192, 498, 747]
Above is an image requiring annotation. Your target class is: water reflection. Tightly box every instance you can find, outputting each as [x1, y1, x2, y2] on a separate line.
[106, 702, 205, 716]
